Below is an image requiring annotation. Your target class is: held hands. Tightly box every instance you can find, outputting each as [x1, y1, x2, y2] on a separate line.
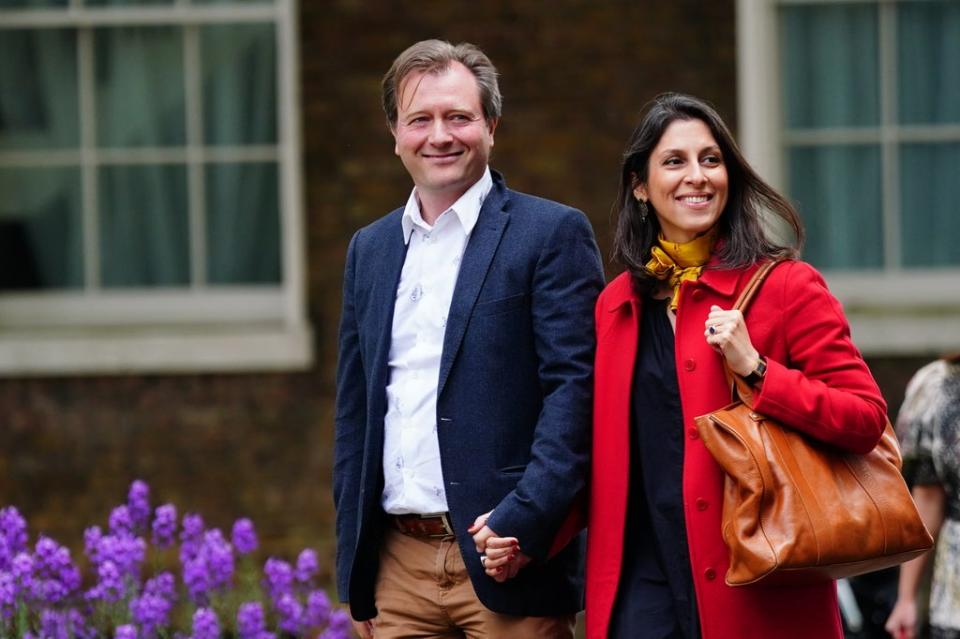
[468, 510, 532, 583]
[351, 619, 374, 639]
[704, 305, 760, 377]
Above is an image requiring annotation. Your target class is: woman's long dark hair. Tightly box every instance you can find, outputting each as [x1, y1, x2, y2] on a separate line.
[612, 93, 804, 295]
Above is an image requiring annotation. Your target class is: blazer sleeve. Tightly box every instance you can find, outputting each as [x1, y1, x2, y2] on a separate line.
[485, 210, 604, 561]
[332, 230, 367, 601]
[752, 260, 887, 454]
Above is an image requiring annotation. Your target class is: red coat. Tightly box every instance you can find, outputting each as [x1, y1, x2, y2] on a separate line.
[586, 259, 887, 639]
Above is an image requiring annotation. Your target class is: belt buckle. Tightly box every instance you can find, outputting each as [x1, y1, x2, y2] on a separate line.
[420, 512, 454, 538]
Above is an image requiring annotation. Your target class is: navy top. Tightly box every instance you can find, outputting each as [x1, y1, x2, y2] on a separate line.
[609, 297, 700, 639]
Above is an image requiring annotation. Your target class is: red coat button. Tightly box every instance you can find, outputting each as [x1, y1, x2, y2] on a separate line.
[688, 427, 699, 440]
[696, 498, 709, 511]
[684, 358, 696, 371]
[691, 289, 704, 302]
[704, 567, 717, 581]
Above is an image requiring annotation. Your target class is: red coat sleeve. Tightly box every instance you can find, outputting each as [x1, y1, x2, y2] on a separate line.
[751, 260, 887, 454]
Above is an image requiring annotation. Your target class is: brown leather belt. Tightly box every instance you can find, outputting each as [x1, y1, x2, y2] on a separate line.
[390, 512, 455, 538]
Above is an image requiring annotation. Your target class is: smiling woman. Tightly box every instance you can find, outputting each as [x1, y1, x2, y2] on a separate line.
[585, 93, 889, 639]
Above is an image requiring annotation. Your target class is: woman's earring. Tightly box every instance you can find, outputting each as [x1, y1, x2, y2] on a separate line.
[637, 198, 648, 221]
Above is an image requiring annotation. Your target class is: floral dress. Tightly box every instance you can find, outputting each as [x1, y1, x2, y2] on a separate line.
[897, 358, 960, 636]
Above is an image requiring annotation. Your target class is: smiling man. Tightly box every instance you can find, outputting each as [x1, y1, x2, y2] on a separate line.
[333, 40, 604, 638]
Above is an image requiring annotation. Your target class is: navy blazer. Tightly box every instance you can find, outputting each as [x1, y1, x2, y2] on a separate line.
[333, 171, 604, 620]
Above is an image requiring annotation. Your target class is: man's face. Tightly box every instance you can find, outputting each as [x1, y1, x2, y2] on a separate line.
[392, 62, 496, 202]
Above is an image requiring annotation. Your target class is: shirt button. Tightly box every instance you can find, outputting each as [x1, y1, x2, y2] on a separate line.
[684, 358, 696, 371]
[691, 289, 704, 302]
[704, 567, 717, 581]
[696, 498, 709, 511]
[688, 427, 699, 440]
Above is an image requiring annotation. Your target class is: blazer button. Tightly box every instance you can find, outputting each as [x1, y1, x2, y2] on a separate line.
[688, 427, 699, 440]
[691, 289, 705, 302]
[684, 358, 696, 371]
[704, 567, 717, 581]
[696, 498, 709, 511]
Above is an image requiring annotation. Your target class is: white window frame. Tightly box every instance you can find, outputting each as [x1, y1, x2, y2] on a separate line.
[0, 0, 312, 375]
[737, 0, 960, 355]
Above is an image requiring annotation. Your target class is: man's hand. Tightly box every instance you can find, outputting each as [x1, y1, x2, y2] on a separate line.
[468, 510, 531, 582]
[352, 619, 374, 639]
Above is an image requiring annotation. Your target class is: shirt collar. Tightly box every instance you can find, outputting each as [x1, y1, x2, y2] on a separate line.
[400, 167, 493, 245]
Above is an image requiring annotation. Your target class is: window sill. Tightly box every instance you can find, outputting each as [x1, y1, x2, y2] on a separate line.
[0, 323, 313, 376]
[826, 270, 960, 356]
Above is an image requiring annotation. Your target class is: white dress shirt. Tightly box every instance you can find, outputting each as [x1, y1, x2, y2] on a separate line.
[381, 168, 494, 515]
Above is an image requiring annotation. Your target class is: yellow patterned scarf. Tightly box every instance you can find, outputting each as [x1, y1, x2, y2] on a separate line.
[643, 228, 719, 312]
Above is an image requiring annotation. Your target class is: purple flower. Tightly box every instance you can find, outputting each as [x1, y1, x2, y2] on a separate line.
[40, 609, 73, 639]
[115, 624, 138, 639]
[127, 480, 151, 531]
[182, 529, 234, 604]
[275, 592, 304, 634]
[86, 560, 125, 602]
[130, 592, 172, 634]
[0, 507, 28, 570]
[32, 536, 81, 602]
[305, 589, 332, 628]
[83, 526, 102, 562]
[151, 504, 177, 548]
[237, 601, 267, 639]
[67, 608, 97, 639]
[320, 609, 353, 639]
[11, 552, 33, 586]
[180, 513, 205, 561]
[109, 505, 135, 537]
[144, 571, 176, 601]
[231, 518, 258, 555]
[295, 548, 319, 583]
[191, 607, 220, 639]
[0, 571, 16, 618]
[263, 557, 293, 599]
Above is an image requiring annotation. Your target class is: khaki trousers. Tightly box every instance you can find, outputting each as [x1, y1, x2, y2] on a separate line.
[371, 527, 575, 638]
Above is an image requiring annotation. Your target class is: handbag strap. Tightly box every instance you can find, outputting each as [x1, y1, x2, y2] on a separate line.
[723, 258, 785, 404]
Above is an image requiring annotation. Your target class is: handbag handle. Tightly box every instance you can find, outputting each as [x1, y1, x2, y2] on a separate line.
[722, 259, 785, 405]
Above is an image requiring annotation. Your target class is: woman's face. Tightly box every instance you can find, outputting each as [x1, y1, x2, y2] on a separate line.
[634, 118, 728, 244]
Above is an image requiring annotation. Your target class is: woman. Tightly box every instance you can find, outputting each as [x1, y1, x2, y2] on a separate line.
[587, 93, 887, 638]
[886, 354, 960, 639]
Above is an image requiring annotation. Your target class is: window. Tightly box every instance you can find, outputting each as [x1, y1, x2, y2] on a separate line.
[737, 0, 960, 354]
[0, 0, 310, 374]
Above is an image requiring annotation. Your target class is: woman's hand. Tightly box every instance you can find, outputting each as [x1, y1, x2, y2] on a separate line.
[704, 305, 760, 377]
[482, 535, 530, 582]
[884, 597, 917, 639]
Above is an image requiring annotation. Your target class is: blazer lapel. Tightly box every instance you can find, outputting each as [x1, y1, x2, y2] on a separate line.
[368, 214, 408, 430]
[437, 181, 510, 398]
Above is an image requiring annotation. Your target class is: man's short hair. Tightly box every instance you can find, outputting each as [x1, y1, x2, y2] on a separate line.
[382, 39, 502, 128]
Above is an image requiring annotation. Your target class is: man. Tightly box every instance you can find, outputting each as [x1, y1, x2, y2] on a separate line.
[333, 39, 603, 638]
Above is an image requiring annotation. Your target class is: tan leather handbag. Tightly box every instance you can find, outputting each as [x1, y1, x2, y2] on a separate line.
[695, 260, 933, 586]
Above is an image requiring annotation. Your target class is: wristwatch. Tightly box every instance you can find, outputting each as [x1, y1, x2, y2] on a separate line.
[744, 356, 767, 387]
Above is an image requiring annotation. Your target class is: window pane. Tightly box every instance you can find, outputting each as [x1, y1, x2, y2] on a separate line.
[0, 29, 78, 150]
[782, 4, 879, 129]
[201, 23, 277, 146]
[0, 167, 83, 290]
[898, 1, 960, 125]
[788, 145, 883, 269]
[99, 164, 189, 287]
[95, 27, 186, 148]
[206, 162, 281, 284]
[900, 143, 960, 267]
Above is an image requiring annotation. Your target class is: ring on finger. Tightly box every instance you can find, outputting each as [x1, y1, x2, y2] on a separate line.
[708, 325, 717, 335]
[480, 555, 487, 567]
